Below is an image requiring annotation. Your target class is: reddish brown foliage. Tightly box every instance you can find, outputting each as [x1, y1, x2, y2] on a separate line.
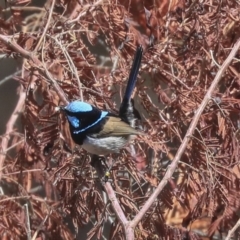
[0, 0, 240, 239]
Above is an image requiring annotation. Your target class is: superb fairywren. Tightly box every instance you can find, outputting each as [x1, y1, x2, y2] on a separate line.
[61, 46, 143, 155]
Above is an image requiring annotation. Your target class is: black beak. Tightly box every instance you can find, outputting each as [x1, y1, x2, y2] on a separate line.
[59, 106, 66, 112]
[55, 106, 66, 112]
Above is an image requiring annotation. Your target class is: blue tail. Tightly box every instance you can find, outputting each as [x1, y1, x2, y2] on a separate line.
[123, 46, 143, 102]
[119, 46, 143, 125]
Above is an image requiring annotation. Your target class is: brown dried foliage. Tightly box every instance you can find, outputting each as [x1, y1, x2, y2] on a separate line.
[0, 0, 240, 239]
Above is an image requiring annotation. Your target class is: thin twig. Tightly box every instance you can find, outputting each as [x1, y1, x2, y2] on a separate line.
[45, 34, 83, 100]
[226, 217, 240, 240]
[0, 34, 68, 104]
[0, 70, 22, 86]
[32, 208, 53, 240]
[0, 86, 25, 180]
[34, 0, 56, 51]
[24, 203, 32, 240]
[68, 0, 103, 23]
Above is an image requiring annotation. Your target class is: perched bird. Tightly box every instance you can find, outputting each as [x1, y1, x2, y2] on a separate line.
[61, 46, 143, 155]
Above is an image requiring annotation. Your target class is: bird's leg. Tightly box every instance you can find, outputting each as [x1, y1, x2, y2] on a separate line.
[90, 154, 111, 182]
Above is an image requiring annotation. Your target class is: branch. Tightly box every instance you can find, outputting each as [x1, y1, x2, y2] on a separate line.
[0, 87, 25, 180]
[226, 217, 240, 240]
[129, 38, 240, 229]
[34, 0, 56, 51]
[0, 34, 68, 105]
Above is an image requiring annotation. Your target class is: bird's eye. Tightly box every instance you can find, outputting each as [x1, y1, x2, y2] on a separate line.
[67, 116, 80, 128]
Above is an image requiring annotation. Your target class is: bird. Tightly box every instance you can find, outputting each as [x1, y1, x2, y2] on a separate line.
[61, 46, 143, 156]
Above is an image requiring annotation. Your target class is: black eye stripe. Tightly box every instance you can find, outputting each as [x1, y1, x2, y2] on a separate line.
[64, 107, 109, 133]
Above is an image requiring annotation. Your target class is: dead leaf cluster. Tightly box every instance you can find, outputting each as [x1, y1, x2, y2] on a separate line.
[0, 0, 240, 239]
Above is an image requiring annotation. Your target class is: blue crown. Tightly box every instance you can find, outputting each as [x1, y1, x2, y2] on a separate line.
[65, 101, 93, 112]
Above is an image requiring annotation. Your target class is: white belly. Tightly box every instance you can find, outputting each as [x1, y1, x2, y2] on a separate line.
[82, 136, 129, 155]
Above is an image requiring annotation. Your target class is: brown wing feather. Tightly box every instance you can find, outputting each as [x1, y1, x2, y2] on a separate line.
[100, 116, 139, 136]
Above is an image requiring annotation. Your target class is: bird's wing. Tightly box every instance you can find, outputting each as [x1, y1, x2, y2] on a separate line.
[98, 116, 140, 137]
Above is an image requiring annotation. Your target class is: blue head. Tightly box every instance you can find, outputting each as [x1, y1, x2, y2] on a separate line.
[65, 101, 93, 113]
[63, 100, 108, 135]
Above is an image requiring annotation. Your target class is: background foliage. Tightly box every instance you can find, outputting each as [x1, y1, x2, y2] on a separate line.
[0, 0, 240, 239]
